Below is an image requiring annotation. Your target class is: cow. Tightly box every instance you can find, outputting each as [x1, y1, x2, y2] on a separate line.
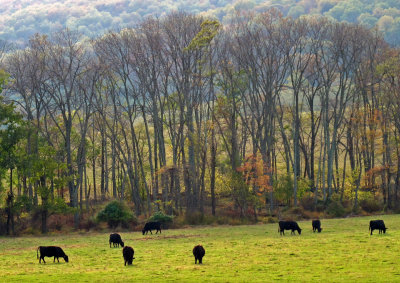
[142, 221, 161, 235]
[369, 220, 387, 235]
[312, 220, 322, 233]
[109, 233, 125, 248]
[193, 245, 205, 264]
[122, 246, 135, 266]
[278, 221, 302, 235]
[37, 246, 69, 264]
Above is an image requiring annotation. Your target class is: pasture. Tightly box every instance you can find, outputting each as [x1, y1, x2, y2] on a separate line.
[1, 215, 400, 282]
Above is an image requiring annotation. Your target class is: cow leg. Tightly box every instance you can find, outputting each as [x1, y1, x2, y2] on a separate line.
[199, 258, 202, 264]
[42, 257, 46, 264]
[195, 258, 197, 264]
[150, 230, 153, 234]
[370, 229, 373, 235]
[54, 257, 56, 263]
[57, 257, 60, 263]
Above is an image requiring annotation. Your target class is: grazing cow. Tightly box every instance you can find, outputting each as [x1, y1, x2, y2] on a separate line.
[369, 220, 387, 235]
[312, 220, 322, 233]
[37, 246, 69, 264]
[109, 233, 125, 248]
[122, 246, 135, 266]
[278, 221, 302, 235]
[193, 245, 205, 264]
[142, 221, 161, 235]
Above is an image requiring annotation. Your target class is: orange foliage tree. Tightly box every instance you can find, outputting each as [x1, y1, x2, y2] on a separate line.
[236, 151, 273, 211]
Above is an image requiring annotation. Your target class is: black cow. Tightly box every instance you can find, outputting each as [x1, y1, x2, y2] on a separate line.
[109, 233, 125, 248]
[122, 246, 135, 266]
[278, 221, 302, 235]
[193, 245, 205, 264]
[312, 220, 322, 233]
[142, 222, 161, 235]
[37, 246, 69, 264]
[369, 220, 387, 235]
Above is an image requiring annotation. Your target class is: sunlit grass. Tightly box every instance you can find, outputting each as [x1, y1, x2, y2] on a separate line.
[1, 215, 399, 282]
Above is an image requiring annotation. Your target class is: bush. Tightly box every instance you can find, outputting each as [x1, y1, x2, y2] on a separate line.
[148, 211, 174, 225]
[359, 198, 382, 213]
[265, 216, 278, 223]
[326, 200, 346, 217]
[96, 200, 136, 229]
[282, 206, 307, 220]
[185, 212, 205, 225]
[300, 192, 315, 211]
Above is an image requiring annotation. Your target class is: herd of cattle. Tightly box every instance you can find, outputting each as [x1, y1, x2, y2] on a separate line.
[36, 219, 387, 266]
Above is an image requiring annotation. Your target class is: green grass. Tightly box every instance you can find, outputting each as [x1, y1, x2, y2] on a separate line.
[1, 215, 400, 282]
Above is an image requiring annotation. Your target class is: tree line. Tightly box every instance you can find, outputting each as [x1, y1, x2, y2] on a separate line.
[1, 10, 400, 234]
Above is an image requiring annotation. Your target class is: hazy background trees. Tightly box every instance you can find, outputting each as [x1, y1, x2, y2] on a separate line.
[2, 0, 400, 46]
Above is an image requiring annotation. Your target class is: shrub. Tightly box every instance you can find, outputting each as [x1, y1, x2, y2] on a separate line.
[300, 192, 315, 211]
[265, 216, 278, 223]
[148, 211, 173, 225]
[326, 200, 346, 217]
[282, 206, 307, 220]
[359, 198, 382, 213]
[96, 200, 136, 229]
[185, 212, 205, 225]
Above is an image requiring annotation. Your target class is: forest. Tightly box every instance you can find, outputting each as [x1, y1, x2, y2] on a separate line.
[1, 0, 400, 46]
[1, 9, 400, 235]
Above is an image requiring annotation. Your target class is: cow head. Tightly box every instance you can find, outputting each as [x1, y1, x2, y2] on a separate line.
[142, 229, 145, 235]
[298, 228, 302, 235]
[318, 228, 322, 233]
[64, 255, 69, 263]
[121, 241, 125, 247]
[383, 228, 388, 233]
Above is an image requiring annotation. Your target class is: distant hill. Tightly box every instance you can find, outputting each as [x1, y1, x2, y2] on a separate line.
[1, 0, 400, 46]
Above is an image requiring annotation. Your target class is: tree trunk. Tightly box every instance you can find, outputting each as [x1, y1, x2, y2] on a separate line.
[210, 127, 216, 216]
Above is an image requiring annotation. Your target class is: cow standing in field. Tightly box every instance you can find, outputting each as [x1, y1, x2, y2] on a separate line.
[312, 220, 322, 233]
[142, 222, 161, 235]
[122, 246, 135, 266]
[193, 245, 205, 264]
[109, 233, 125, 248]
[37, 246, 69, 263]
[369, 220, 387, 235]
[278, 221, 302, 235]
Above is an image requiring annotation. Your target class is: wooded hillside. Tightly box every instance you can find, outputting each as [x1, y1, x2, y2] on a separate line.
[1, 0, 400, 46]
[1, 9, 400, 234]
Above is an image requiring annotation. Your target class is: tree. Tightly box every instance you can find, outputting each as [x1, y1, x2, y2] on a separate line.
[30, 144, 72, 233]
[0, 76, 26, 234]
[237, 151, 273, 219]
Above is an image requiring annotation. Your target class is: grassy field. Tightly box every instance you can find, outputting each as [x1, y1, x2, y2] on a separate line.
[1, 215, 400, 282]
